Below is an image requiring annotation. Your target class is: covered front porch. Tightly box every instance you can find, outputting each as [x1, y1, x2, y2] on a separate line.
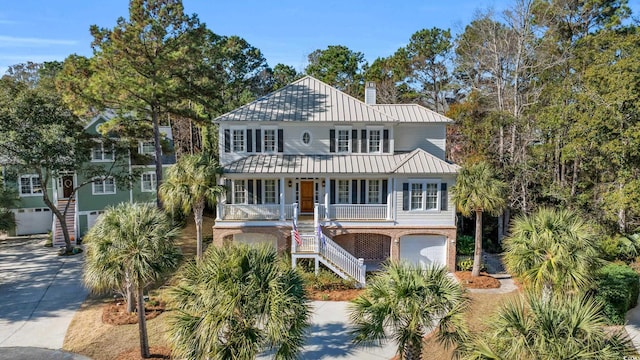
[216, 176, 394, 222]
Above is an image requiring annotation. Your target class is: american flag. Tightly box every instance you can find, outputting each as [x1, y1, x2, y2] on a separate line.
[292, 221, 302, 246]
[317, 223, 326, 247]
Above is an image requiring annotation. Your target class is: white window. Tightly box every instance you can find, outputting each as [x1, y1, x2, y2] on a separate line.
[19, 175, 42, 196]
[368, 180, 381, 204]
[141, 172, 156, 192]
[232, 129, 246, 152]
[140, 141, 155, 155]
[263, 129, 276, 152]
[337, 180, 350, 204]
[409, 180, 440, 211]
[368, 128, 382, 153]
[234, 180, 246, 204]
[91, 142, 114, 161]
[264, 179, 277, 204]
[337, 129, 350, 153]
[93, 177, 116, 195]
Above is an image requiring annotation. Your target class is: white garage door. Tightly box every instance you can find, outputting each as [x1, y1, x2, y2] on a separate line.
[400, 235, 446, 268]
[87, 211, 105, 231]
[13, 208, 53, 235]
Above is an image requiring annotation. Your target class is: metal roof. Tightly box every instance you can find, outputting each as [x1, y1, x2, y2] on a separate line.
[371, 104, 452, 123]
[213, 76, 451, 124]
[223, 149, 458, 175]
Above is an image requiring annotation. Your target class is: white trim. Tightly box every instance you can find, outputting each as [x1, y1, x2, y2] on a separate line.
[261, 126, 278, 153]
[407, 179, 440, 212]
[92, 176, 116, 195]
[366, 126, 384, 154]
[91, 141, 115, 162]
[231, 126, 247, 153]
[335, 126, 352, 153]
[262, 179, 278, 204]
[336, 179, 350, 204]
[139, 140, 156, 155]
[366, 179, 382, 204]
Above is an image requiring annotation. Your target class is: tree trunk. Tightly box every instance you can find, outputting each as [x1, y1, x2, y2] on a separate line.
[570, 157, 579, 197]
[125, 274, 135, 313]
[40, 180, 72, 252]
[152, 106, 163, 209]
[504, 207, 511, 237]
[194, 200, 205, 261]
[403, 340, 423, 360]
[472, 210, 483, 277]
[618, 208, 627, 234]
[137, 286, 150, 358]
[497, 212, 504, 245]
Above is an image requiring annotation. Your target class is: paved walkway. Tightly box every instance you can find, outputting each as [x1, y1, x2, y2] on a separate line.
[626, 296, 640, 354]
[0, 238, 88, 351]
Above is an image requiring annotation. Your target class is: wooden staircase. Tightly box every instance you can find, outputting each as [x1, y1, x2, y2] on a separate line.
[53, 199, 76, 247]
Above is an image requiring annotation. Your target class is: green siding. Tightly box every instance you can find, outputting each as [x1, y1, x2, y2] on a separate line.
[78, 214, 88, 238]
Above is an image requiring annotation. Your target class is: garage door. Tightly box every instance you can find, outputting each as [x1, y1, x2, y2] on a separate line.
[13, 207, 53, 235]
[87, 211, 105, 231]
[400, 235, 446, 268]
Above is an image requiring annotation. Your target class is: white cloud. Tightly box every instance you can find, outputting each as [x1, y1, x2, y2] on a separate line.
[0, 35, 77, 47]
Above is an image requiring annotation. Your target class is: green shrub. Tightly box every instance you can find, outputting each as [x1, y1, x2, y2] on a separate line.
[599, 234, 640, 263]
[592, 263, 640, 324]
[456, 235, 474, 256]
[456, 257, 486, 272]
[301, 268, 356, 290]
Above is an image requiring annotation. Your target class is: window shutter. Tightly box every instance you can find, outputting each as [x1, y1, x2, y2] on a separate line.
[255, 129, 262, 153]
[361, 129, 367, 153]
[277, 179, 281, 203]
[440, 182, 448, 211]
[225, 179, 232, 203]
[224, 129, 230, 153]
[278, 129, 284, 152]
[352, 180, 358, 204]
[330, 180, 336, 204]
[247, 130, 253, 152]
[383, 129, 389, 153]
[256, 180, 262, 204]
[352, 129, 358, 153]
[402, 183, 409, 211]
[382, 179, 388, 204]
[329, 130, 335, 153]
[360, 180, 366, 204]
[247, 180, 254, 204]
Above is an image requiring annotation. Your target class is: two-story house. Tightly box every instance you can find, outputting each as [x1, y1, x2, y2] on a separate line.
[213, 76, 459, 286]
[3, 113, 175, 246]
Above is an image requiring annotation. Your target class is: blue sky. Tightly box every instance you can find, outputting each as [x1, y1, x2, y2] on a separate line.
[0, 0, 638, 75]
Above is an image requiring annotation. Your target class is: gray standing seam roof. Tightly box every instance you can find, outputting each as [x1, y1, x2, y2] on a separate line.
[223, 149, 459, 175]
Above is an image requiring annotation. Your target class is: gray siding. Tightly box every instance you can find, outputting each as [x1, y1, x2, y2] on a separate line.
[393, 176, 455, 226]
[394, 124, 446, 160]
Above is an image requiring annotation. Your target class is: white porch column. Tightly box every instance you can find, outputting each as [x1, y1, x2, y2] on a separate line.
[386, 177, 393, 220]
[216, 177, 224, 221]
[279, 176, 286, 221]
[324, 176, 330, 220]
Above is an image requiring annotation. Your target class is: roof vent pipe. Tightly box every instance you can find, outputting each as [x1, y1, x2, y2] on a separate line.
[365, 81, 376, 105]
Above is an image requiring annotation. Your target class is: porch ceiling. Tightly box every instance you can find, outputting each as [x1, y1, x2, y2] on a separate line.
[222, 149, 459, 175]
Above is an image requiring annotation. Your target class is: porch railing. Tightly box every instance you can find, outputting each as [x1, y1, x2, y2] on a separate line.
[328, 204, 387, 220]
[221, 204, 285, 220]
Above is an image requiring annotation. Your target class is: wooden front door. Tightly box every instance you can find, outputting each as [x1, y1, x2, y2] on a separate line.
[62, 175, 74, 199]
[300, 181, 314, 213]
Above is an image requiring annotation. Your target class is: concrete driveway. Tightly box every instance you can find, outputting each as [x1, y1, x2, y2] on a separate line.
[0, 238, 88, 350]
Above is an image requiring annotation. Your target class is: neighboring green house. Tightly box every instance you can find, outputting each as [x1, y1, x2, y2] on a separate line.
[1, 114, 175, 246]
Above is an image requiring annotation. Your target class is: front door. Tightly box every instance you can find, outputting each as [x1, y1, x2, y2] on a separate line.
[300, 181, 314, 213]
[62, 175, 74, 199]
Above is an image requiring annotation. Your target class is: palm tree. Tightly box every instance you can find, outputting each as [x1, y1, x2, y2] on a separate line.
[159, 152, 222, 260]
[451, 162, 507, 277]
[503, 207, 600, 297]
[462, 291, 634, 359]
[83, 203, 182, 359]
[349, 262, 469, 360]
[167, 244, 310, 360]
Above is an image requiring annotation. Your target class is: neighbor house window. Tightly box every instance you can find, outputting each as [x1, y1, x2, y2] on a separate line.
[263, 129, 276, 152]
[91, 142, 114, 161]
[409, 180, 440, 211]
[337, 129, 350, 153]
[141, 172, 156, 192]
[93, 177, 116, 195]
[233, 180, 246, 204]
[337, 180, 350, 204]
[264, 179, 277, 204]
[232, 129, 246, 152]
[368, 128, 382, 153]
[368, 180, 381, 204]
[140, 141, 155, 155]
[19, 175, 42, 196]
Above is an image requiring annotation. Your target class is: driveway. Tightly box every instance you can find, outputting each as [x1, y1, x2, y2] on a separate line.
[0, 238, 88, 350]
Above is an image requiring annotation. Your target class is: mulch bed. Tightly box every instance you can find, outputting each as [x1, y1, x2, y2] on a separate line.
[102, 299, 166, 325]
[115, 346, 172, 360]
[454, 271, 501, 289]
[306, 288, 364, 301]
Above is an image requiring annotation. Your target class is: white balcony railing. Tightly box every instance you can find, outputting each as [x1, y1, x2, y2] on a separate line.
[222, 204, 280, 220]
[328, 204, 387, 220]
